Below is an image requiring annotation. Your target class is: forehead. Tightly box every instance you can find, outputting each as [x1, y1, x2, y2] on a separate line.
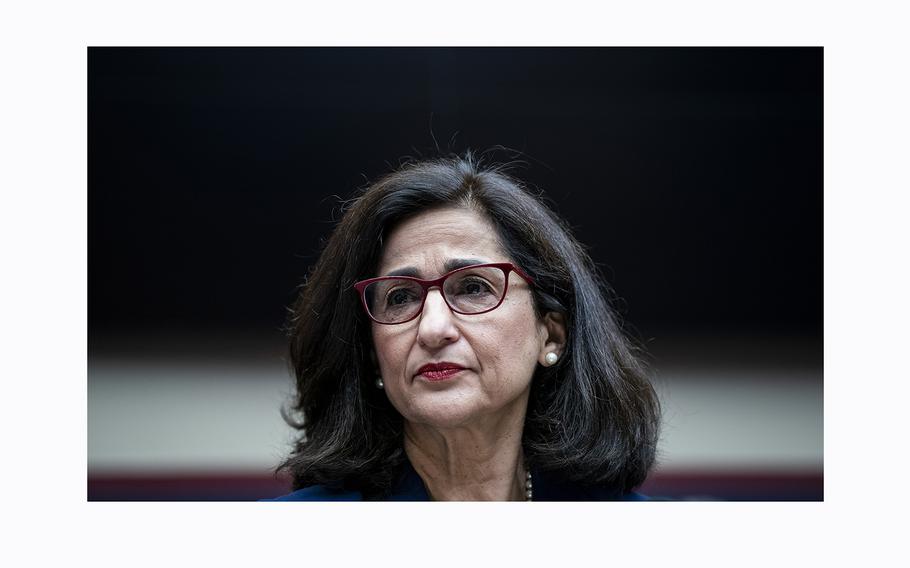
[377, 207, 508, 276]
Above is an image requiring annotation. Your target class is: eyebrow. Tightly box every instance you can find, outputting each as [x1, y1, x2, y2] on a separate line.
[385, 257, 488, 278]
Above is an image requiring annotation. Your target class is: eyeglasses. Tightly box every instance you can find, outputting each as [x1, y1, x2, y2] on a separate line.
[354, 262, 535, 325]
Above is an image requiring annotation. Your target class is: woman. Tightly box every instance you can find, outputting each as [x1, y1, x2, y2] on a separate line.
[269, 152, 660, 501]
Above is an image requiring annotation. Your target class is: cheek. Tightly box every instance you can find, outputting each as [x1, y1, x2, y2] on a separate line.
[372, 327, 408, 375]
[475, 301, 542, 385]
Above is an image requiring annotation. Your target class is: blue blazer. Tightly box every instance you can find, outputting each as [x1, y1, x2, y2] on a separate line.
[265, 460, 648, 501]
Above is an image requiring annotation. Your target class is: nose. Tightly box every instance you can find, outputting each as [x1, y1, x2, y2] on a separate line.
[416, 288, 460, 349]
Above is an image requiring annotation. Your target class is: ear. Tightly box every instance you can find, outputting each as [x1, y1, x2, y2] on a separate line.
[538, 311, 567, 366]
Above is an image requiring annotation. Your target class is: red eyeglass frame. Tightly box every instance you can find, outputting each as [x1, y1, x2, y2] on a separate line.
[353, 262, 535, 325]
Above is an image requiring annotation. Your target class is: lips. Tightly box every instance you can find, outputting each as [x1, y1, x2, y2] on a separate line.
[416, 362, 465, 382]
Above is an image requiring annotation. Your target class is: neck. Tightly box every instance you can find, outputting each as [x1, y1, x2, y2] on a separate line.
[404, 410, 528, 501]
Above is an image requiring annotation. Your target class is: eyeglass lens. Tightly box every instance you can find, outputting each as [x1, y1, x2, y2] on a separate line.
[363, 265, 507, 323]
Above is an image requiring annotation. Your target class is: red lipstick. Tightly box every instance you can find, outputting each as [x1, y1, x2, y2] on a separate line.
[416, 362, 465, 382]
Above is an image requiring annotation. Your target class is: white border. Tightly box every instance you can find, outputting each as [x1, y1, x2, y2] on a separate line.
[3, 0, 909, 565]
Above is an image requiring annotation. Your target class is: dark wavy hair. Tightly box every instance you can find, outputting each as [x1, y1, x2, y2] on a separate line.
[278, 151, 660, 499]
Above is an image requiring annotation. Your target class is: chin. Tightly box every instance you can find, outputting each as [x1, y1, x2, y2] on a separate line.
[391, 383, 531, 430]
[401, 399, 488, 430]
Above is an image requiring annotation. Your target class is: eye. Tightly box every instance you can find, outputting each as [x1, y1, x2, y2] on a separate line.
[386, 287, 420, 306]
[456, 277, 494, 296]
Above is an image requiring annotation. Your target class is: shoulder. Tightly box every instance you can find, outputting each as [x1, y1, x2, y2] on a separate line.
[569, 486, 652, 501]
[533, 468, 652, 501]
[261, 485, 364, 501]
[582, 483, 651, 501]
[261, 461, 425, 501]
[619, 491, 650, 501]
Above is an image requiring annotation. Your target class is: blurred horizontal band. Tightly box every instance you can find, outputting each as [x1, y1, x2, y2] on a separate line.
[87, 469, 823, 501]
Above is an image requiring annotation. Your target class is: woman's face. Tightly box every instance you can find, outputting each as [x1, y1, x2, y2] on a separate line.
[371, 206, 553, 430]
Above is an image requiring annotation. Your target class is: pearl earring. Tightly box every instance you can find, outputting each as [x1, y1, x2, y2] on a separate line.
[545, 352, 559, 366]
[375, 377, 384, 389]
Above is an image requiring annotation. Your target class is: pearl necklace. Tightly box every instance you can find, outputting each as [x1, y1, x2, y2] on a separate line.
[425, 464, 532, 500]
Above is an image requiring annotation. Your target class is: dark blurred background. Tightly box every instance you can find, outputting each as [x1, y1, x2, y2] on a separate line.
[88, 47, 822, 501]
